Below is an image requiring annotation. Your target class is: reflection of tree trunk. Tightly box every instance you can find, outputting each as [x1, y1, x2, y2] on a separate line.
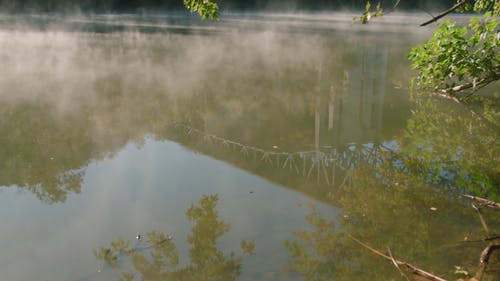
[359, 50, 366, 134]
[328, 101, 334, 130]
[315, 108, 320, 150]
[336, 98, 343, 147]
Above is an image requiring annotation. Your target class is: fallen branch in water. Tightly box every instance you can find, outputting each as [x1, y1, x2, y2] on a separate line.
[480, 244, 500, 264]
[475, 243, 500, 280]
[348, 235, 448, 281]
[462, 195, 500, 209]
[463, 235, 500, 243]
[388, 247, 411, 281]
[350, 197, 499, 281]
[472, 203, 492, 236]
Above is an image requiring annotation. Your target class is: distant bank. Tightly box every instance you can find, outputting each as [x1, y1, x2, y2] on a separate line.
[0, 0, 457, 13]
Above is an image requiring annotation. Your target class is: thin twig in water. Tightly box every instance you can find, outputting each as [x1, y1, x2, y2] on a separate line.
[348, 235, 448, 281]
[462, 194, 500, 209]
[387, 247, 411, 281]
[480, 244, 500, 264]
[472, 203, 491, 236]
[476, 244, 500, 281]
[463, 235, 500, 243]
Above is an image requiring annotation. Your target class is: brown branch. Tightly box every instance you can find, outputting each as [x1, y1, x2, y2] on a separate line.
[462, 194, 500, 209]
[472, 203, 492, 235]
[463, 235, 500, 243]
[348, 234, 392, 260]
[388, 247, 411, 281]
[461, 81, 496, 102]
[348, 235, 448, 281]
[420, 0, 472, 26]
[480, 244, 500, 264]
[440, 75, 500, 99]
[429, 79, 500, 133]
[476, 244, 500, 280]
[432, 91, 462, 103]
[401, 262, 448, 281]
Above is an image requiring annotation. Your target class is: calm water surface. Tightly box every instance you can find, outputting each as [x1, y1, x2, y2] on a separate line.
[0, 13, 498, 281]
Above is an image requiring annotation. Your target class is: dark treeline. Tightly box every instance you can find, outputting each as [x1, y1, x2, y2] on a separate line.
[0, 0, 457, 12]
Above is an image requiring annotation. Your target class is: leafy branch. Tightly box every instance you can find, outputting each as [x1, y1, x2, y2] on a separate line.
[183, 0, 220, 20]
[353, 0, 400, 24]
[408, 13, 499, 101]
[420, 0, 472, 27]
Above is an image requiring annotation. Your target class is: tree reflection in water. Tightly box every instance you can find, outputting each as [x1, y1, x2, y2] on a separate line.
[284, 96, 500, 281]
[401, 96, 500, 201]
[285, 167, 500, 280]
[0, 30, 403, 204]
[94, 194, 255, 281]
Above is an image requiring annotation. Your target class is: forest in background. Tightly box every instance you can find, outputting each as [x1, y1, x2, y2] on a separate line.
[0, 0, 458, 12]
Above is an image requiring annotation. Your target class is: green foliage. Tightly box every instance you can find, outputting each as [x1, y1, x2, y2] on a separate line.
[457, 0, 500, 15]
[358, 0, 499, 98]
[285, 158, 500, 280]
[408, 14, 499, 97]
[284, 208, 353, 281]
[378, 94, 500, 200]
[353, 1, 383, 24]
[402, 97, 500, 201]
[95, 194, 253, 281]
[240, 240, 255, 255]
[183, 0, 220, 20]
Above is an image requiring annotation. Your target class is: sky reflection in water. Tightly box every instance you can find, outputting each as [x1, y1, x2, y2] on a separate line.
[0, 13, 498, 281]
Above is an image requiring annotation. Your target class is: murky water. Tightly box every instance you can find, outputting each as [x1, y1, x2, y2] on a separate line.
[0, 13, 498, 281]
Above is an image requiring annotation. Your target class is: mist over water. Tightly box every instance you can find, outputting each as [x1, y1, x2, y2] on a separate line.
[1, 12, 496, 281]
[0, 12, 432, 111]
[0, 14, 417, 281]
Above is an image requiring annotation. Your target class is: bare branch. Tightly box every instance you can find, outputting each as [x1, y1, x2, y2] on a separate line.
[348, 235, 448, 281]
[387, 247, 411, 281]
[476, 244, 500, 280]
[472, 203, 491, 236]
[462, 194, 500, 209]
[420, 0, 472, 26]
[480, 244, 500, 264]
[462, 235, 500, 243]
[401, 262, 448, 281]
[426, 82, 500, 141]
[439, 74, 500, 101]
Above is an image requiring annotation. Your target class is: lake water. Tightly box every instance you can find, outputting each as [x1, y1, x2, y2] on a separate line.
[0, 12, 498, 281]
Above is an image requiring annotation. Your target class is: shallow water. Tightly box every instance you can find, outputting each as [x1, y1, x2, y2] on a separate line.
[0, 13, 498, 281]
